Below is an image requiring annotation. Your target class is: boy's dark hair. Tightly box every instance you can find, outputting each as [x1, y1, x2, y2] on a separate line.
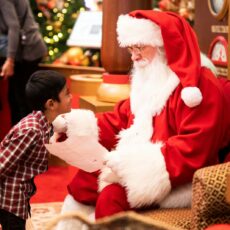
[26, 70, 66, 111]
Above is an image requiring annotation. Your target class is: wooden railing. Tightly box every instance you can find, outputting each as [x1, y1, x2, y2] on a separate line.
[38, 63, 105, 78]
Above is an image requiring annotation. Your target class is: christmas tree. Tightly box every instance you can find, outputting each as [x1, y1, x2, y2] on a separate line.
[31, 0, 85, 63]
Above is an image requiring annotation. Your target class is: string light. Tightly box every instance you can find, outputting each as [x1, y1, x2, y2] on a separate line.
[34, 0, 86, 62]
[46, 25, 53, 31]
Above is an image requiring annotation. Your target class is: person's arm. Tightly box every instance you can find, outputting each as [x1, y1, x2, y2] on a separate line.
[0, 128, 38, 178]
[0, 1, 20, 79]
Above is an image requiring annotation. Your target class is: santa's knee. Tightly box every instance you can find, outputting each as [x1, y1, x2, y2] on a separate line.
[95, 183, 130, 219]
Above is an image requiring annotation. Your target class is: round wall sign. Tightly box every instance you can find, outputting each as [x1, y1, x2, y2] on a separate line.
[208, 36, 228, 66]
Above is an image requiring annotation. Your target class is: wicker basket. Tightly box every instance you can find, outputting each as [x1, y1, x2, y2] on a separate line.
[46, 211, 183, 230]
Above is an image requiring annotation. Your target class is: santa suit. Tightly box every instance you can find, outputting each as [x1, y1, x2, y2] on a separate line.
[65, 10, 230, 219]
[67, 68, 230, 218]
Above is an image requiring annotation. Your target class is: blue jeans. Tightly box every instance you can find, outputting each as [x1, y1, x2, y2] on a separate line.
[0, 35, 7, 58]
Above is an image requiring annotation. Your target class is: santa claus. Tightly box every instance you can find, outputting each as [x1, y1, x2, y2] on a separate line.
[56, 10, 230, 228]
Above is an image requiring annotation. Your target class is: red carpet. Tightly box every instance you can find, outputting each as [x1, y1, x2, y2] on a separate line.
[31, 165, 78, 203]
[0, 80, 11, 140]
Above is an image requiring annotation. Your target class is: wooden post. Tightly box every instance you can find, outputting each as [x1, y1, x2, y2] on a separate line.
[97, 0, 152, 102]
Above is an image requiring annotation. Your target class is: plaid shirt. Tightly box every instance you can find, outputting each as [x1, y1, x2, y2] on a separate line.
[0, 111, 51, 219]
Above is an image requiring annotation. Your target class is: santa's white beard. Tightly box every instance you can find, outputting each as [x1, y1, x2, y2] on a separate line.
[130, 53, 172, 115]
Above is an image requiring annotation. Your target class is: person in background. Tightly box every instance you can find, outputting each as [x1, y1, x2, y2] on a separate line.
[0, 70, 72, 230]
[0, 0, 47, 125]
[56, 10, 230, 229]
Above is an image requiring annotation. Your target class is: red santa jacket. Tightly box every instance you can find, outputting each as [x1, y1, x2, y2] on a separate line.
[68, 67, 230, 208]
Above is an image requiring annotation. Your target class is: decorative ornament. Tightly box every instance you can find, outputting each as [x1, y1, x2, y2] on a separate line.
[208, 0, 228, 20]
[158, 0, 194, 24]
[53, 21, 62, 30]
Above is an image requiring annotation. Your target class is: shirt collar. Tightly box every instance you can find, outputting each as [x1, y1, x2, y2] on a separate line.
[32, 110, 50, 136]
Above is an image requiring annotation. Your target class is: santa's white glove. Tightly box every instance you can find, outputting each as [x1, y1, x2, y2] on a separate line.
[52, 114, 67, 133]
[51, 109, 98, 142]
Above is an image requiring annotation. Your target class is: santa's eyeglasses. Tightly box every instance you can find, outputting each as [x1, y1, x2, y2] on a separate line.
[127, 45, 146, 54]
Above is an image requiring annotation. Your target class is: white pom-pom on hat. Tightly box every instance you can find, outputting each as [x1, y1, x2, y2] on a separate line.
[181, 87, 202, 108]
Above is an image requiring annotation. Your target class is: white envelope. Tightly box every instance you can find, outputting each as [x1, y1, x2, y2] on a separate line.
[45, 135, 108, 173]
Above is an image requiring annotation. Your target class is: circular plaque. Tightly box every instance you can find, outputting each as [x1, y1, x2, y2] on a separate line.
[208, 0, 228, 19]
[208, 36, 228, 67]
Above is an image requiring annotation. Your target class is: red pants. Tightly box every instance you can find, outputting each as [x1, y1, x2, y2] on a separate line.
[67, 170, 131, 219]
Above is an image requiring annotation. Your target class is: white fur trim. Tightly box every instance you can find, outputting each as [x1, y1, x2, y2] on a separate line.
[61, 194, 95, 214]
[98, 166, 120, 192]
[105, 142, 171, 208]
[181, 87, 202, 108]
[200, 52, 217, 76]
[61, 109, 99, 139]
[56, 194, 95, 230]
[160, 183, 192, 208]
[117, 14, 163, 47]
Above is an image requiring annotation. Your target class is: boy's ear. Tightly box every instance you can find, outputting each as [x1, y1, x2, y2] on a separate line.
[45, 99, 57, 110]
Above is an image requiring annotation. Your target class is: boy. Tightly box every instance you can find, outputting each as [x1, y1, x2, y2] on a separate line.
[0, 70, 72, 230]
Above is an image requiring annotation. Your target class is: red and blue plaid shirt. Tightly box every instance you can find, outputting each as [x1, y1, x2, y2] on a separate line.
[0, 111, 51, 219]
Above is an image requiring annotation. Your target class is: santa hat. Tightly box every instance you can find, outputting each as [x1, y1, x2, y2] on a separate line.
[117, 10, 202, 108]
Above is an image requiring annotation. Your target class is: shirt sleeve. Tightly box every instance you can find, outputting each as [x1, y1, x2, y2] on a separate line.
[0, 1, 20, 59]
[97, 99, 131, 150]
[0, 128, 39, 178]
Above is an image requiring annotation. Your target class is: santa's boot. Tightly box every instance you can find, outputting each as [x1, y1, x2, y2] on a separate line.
[56, 194, 95, 230]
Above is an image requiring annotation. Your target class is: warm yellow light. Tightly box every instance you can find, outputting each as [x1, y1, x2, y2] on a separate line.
[57, 13, 63, 18]
[62, 9, 67, 14]
[53, 35, 59, 42]
[46, 25, 53, 31]
[58, 33, 63, 38]
[44, 37, 51, 43]
[49, 50, 54, 56]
